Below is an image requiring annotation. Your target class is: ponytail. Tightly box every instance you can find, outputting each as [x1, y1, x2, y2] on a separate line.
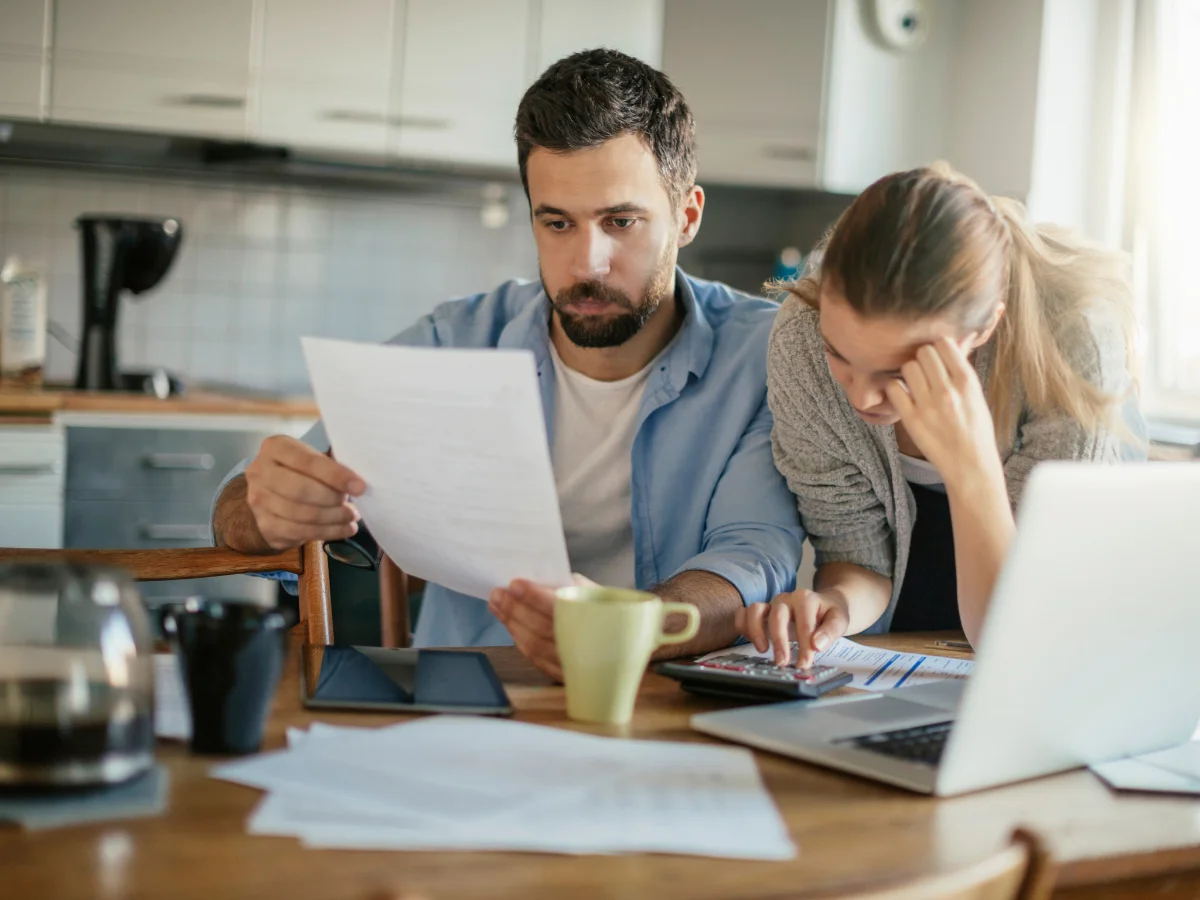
[988, 197, 1138, 441]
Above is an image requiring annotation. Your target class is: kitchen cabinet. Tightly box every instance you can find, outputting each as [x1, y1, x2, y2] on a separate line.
[0, 393, 315, 604]
[0, 424, 64, 550]
[254, 0, 397, 155]
[536, 0, 665, 72]
[390, 0, 666, 170]
[820, 0, 958, 195]
[62, 416, 303, 607]
[0, 1, 49, 120]
[36, 0, 669, 169]
[663, 0, 826, 189]
[664, 0, 958, 193]
[50, 0, 254, 139]
[390, 0, 531, 168]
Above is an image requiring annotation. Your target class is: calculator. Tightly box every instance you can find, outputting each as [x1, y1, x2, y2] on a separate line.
[655, 642, 853, 702]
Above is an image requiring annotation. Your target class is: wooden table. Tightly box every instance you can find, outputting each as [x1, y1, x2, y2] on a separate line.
[4, 632, 1200, 900]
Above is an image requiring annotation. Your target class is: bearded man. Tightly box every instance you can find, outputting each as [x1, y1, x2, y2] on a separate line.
[211, 49, 804, 680]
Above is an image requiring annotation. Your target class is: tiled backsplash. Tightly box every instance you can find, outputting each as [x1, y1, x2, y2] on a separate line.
[0, 166, 538, 393]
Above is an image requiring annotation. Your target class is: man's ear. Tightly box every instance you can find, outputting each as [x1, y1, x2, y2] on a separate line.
[676, 185, 705, 249]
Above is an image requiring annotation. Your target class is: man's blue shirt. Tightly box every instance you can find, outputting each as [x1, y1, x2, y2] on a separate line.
[214, 269, 804, 646]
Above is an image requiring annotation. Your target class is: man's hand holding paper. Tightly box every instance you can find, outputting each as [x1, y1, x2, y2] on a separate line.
[301, 338, 575, 607]
[245, 436, 365, 549]
[489, 579, 562, 681]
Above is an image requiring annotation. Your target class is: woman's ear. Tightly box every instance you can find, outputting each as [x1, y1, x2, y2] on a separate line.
[970, 302, 1007, 349]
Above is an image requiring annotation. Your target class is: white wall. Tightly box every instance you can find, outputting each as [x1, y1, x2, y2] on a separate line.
[820, 0, 960, 195]
[944, 0, 1044, 199]
[0, 167, 537, 392]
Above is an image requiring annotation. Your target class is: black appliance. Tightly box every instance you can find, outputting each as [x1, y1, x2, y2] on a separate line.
[74, 215, 183, 392]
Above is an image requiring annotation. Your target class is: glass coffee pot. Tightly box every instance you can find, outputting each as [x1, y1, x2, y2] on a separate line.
[0, 562, 155, 787]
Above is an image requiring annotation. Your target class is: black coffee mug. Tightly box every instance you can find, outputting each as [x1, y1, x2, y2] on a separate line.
[159, 599, 293, 756]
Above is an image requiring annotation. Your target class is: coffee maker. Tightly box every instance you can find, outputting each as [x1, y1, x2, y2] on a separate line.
[74, 215, 183, 392]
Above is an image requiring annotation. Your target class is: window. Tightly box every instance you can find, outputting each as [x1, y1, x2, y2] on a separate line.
[1133, 0, 1200, 405]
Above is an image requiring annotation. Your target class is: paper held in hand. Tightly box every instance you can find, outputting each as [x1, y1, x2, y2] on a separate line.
[301, 337, 572, 599]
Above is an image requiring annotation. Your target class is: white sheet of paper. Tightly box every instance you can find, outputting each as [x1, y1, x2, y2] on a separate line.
[212, 718, 631, 824]
[219, 718, 796, 859]
[698, 638, 973, 690]
[1092, 742, 1200, 795]
[287, 746, 794, 859]
[153, 653, 190, 740]
[301, 337, 571, 600]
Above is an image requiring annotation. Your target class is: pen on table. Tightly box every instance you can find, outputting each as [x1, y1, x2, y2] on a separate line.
[932, 640, 972, 651]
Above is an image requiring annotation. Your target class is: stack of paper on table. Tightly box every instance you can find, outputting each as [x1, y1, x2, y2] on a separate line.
[210, 716, 796, 859]
[698, 638, 973, 691]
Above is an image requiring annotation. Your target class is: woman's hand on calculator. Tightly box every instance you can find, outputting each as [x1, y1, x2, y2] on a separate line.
[736, 589, 851, 668]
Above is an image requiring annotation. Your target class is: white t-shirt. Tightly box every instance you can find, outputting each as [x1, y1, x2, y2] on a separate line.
[549, 343, 657, 589]
[899, 452, 946, 491]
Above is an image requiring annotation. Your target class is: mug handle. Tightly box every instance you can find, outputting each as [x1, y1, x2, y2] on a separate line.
[657, 602, 700, 646]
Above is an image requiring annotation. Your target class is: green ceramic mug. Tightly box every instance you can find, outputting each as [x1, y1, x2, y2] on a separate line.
[554, 585, 700, 725]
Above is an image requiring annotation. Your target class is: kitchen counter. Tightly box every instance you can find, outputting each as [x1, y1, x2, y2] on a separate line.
[0, 387, 319, 419]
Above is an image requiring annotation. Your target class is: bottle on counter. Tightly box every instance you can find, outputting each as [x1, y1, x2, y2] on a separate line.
[0, 256, 47, 388]
[773, 246, 804, 283]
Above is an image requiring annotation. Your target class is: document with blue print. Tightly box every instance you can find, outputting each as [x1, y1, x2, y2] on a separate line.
[301, 337, 572, 600]
[698, 638, 973, 690]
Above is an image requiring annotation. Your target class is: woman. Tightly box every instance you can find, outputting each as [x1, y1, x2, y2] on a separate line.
[741, 162, 1144, 668]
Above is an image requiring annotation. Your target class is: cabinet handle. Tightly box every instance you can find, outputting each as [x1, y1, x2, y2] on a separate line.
[761, 144, 817, 162]
[391, 114, 451, 130]
[0, 462, 61, 476]
[141, 453, 215, 471]
[322, 110, 450, 130]
[140, 524, 212, 542]
[166, 94, 246, 109]
[322, 109, 387, 124]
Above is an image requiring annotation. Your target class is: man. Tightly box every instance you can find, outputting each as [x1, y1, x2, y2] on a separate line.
[212, 49, 804, 681]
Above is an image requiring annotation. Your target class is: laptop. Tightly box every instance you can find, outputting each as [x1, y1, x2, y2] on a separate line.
[692, 462, 1200, 796]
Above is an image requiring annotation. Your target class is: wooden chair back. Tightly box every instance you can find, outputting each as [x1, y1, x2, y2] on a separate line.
[0, 543, 355, 644]
[834, 828, 1055, 900]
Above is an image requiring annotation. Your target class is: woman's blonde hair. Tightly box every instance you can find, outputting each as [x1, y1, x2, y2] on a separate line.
[777, 162, 1138, 438]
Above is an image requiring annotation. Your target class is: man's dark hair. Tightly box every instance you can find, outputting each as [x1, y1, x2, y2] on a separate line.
[514, 48, 696, 204]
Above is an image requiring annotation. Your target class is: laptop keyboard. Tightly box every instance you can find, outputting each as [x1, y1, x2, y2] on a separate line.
[841, 721, 954, 766]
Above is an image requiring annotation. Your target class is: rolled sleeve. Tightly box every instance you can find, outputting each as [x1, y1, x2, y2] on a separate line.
[669, 398, 805, 606]
[208, 420, 332, 592]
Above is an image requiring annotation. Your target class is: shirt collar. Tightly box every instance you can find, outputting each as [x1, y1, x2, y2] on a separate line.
[496, 267, 715, 388]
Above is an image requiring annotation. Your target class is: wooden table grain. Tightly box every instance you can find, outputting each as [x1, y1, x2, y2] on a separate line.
[3, 632, 1199, 900]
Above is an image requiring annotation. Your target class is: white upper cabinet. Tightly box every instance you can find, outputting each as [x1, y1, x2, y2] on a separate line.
[820, 0, 958, 195]
[665, 0, 968, 193]
[254, 0, 397, 154]
[391, 0, 531, 168]
[51, 0, 254, 138]
[536, 0, 664, 73]
[663, 0, 827, 189]
[36, 0, 669, 166]
[0, 1, 49, 120]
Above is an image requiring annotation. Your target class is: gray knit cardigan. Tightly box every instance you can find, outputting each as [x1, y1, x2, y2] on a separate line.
[766, 297, 1144, 632]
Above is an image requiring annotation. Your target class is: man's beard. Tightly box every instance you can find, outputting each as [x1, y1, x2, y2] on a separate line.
[545, 254, 675, 349]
